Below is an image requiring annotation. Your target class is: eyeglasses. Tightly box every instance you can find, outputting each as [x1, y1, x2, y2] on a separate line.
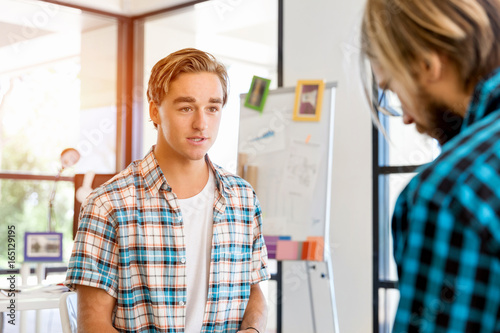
[376, 86, 403, 117]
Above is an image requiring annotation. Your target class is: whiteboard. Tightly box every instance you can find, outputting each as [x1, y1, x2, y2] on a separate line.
[238, 82, 339, 332]
[238, 82, 337, 244]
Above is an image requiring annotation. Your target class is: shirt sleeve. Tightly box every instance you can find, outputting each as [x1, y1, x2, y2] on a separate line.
[64, 192, 119, 298]
[250, 193, 271, 285]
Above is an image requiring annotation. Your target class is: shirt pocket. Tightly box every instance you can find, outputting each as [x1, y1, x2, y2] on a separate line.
[213, 251, 251, 330]
[218, 250, 251, 296]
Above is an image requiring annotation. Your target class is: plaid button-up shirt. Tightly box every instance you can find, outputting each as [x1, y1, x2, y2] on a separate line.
[65, 149, 270, 333]
[392, 69, 500, 332]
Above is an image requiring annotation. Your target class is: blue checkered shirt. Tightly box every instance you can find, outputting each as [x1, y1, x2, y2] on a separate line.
[392, 69, 500, 332]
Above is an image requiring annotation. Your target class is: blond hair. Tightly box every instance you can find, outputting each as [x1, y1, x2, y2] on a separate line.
[147, 48, 229, 107]
[361, 0, 500, 120]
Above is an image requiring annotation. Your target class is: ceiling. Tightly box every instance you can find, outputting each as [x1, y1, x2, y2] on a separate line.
[48, 0, 202, 16]
[0, 0, 276, 74]
[0, 0, 200, 49]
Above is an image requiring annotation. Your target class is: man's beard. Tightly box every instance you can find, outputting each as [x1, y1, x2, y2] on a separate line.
[419, 92, 464, 146]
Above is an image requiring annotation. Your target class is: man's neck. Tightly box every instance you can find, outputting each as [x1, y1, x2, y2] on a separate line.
[153, 146, 209, 199]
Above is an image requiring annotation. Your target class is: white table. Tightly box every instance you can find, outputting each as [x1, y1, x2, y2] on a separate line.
[0, 288, 62, 309]
[1, 262, 67, 333]
[0, 287, 64, 333]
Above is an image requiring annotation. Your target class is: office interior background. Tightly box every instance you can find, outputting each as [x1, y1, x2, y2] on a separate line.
[0, 0, 440, 332]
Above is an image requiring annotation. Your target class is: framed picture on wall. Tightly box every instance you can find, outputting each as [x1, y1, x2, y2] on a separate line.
[244, 75, 271, 112]
[293, 79, 325, 121]
[24, 232, 63, 262]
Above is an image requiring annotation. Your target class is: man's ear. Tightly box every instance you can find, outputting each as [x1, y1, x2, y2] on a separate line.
[419, 52, 443, 83]
[149, 101, 160, 126]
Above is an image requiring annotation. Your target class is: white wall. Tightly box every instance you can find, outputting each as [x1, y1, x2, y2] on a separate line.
[283, 1, 372, 332]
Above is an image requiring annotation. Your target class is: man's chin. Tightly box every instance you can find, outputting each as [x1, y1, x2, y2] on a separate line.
[415, 125, 427, 135]
[427, 127, 459, 146]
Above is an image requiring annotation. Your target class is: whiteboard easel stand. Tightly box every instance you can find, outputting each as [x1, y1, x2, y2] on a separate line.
[306, 263, 317, 333]
[239, 82, 340, 333]
[323, 85, 341, 333]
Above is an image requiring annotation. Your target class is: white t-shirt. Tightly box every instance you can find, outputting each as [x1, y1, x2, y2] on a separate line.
[177, 170, 215, 333]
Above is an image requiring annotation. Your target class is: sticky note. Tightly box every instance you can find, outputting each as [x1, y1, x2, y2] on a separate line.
[276, 240, 299, 260]
[306, 236, 324, 261]
[264, 236, 280, 259]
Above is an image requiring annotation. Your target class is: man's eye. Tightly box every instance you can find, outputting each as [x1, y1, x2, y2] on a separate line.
[208, 107, 219, 113]
[181, 107, 192, 112]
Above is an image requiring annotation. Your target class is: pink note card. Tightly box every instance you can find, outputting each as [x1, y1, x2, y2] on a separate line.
[276, 240, 299, 260]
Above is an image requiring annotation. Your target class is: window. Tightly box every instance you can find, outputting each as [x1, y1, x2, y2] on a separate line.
[373, 89, 440, 332]
[140, 0, 279, 172]
[0, 0, 117, 265]
[138, 4, 280, 331]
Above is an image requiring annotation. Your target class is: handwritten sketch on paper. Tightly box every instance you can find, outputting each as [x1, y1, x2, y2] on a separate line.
[238, 113, 287, 157]
[283, 140, 322, 196]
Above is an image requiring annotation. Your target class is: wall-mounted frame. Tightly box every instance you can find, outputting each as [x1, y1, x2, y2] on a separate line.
[24, 232, 63, 262]
[293, 80, 325, 121]
[244, 75, 271, 112]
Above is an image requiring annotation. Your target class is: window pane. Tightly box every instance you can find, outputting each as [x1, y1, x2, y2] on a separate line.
[0, 59, 80, 174]
[0, 0, 117, 175]
[0, 0, 117, 272]
[142, 0, 278, 172]
[384, 115, 440, 166]
[0, 179, 75, 266]
[379, 288, 400, 333]
[378, 90, 440, 166]
[379, 173, 416, 281]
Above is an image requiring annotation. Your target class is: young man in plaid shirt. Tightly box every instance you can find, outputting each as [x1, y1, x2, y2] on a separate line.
[66, 48, 270, 333]
[362, 0, 500, 332]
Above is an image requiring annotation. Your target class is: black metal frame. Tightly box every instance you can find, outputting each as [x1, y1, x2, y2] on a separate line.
[275, 2, 284, 331]
[0, 266, 67, 280]
[372, 124, 380, 333]
[372, 115, 423, 332]
[270, 261, 283, 333]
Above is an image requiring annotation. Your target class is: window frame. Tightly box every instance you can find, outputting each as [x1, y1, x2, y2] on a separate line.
[372, 93, 425, 332]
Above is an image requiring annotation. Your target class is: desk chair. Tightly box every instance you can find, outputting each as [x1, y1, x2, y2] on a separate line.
[59, 292, 77, 333]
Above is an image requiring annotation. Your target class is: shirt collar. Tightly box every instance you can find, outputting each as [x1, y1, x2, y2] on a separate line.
[139, 146, 237, 198]
[139, 147, 169, 198]
[204, 155, 237, 197]
[462, 67, 500, 131]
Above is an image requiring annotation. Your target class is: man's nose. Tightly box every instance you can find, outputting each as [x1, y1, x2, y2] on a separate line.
[402, 113, 414, 125]
[193, 110, 208, 130]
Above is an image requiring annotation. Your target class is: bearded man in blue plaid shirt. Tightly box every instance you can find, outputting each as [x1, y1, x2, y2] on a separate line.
[361, 0, 500, 332]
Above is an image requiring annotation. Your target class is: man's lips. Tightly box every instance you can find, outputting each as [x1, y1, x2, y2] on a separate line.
[187, 136, 208, 143]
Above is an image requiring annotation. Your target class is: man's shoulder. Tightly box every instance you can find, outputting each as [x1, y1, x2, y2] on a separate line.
[435, 111, 500, 175]
[86, 160, 143, 204]
[408, 114, 500, 205]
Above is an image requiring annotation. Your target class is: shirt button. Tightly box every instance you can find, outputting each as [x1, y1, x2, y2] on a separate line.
[179, 301, 185, 306]
[180, 257, 186, 264]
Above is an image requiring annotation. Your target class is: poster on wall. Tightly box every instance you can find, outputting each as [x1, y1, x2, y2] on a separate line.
[244, 75, 271, 112]
[24, 232, 63, 262]
[293, 79, 325, 121]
